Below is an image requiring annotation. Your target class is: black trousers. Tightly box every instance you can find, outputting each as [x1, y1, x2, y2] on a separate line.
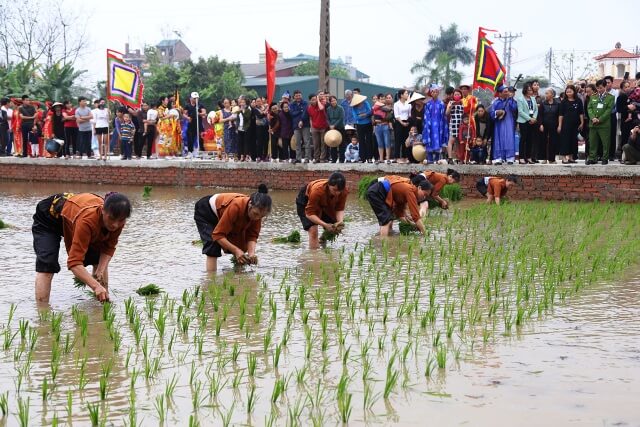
[540, 124, 558, 161]
[356, 123, 373, 161]
[518, 121, 535, 160]
[145, 125, 156, 158]
[133, 132, 144, 157]
[238, 131, 249, 157]
[21, 124, 32, 156]
[0, 125, 7, 154]
[256, 126, 268, 159]
[280, 137, 292, 160]
[609, 113, 617, 160]
[394, 122, 410, 159]
[77, 131, 93, 156]
[63, 127, 78, 156]
[186, 127, 197, 153]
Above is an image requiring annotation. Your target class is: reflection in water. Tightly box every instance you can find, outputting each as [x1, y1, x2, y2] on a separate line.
[0, 182, 639, 426]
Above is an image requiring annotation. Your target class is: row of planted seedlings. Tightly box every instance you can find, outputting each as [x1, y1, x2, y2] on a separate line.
[1, 200, 640, 426]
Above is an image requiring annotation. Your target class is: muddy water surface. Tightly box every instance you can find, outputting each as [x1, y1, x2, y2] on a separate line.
[0, 182, 638, 426]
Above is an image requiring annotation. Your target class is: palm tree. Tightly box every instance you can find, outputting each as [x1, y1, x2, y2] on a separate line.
[36, 62, 85, 100]
[411, 52, 463, 89]
[411, 23, 473, 89]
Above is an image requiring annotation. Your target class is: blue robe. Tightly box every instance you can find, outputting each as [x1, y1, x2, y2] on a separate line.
[489, 97, 517, 161]
[422, 99, 448, 153]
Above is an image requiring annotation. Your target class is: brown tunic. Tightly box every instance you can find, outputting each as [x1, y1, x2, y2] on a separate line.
[384, 175, 421, 222]
[423, 171, 447, 197]
[487, 178, 508, 198]
[304, 179, 348, 219]
[211, 194, 261, 252]
[61, 194, 122, 269]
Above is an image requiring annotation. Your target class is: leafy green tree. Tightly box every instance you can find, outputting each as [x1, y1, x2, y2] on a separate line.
[293, 60, 350, 79]
[36, 62, 86, 101]
[0, 60, 39, 97]
[411, 23, 473, 89]
[411, 52, 462, 89]
[143, 56, 257, 108]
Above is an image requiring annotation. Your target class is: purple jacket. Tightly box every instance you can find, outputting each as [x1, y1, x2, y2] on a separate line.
[279, 111, 294, 139]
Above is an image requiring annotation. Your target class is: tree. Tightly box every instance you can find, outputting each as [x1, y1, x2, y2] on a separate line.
[0, 0, 88, 67]
[411, 24, 473, 89]
[293, 60, 351, 79]
[411, 52, 462, 89]
[36, 62, 86, 100]
[143, 56, 257, 108]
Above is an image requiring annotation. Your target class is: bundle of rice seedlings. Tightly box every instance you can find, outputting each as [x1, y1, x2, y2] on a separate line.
[136, 284, 162, 296]
[357, 176, 378, 199]
[272, 230, 301, 244]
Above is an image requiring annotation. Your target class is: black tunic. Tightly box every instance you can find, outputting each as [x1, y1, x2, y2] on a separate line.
[558, 98, 583, 156]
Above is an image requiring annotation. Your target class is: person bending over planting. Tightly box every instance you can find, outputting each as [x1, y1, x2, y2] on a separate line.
[476, 175, 518, 205]
[32, 192, 131, 303]
[416, 168, 461, 215]
[366, 174, 433, 236]
[194, 184, 272, 272]
[296, 172, 348, 249]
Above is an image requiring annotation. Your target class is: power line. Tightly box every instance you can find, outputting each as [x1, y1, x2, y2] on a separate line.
[495, 32, 523, 84]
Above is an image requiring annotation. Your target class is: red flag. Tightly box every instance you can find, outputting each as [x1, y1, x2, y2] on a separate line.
[265, 41, 278, 105]
[473, 28, 506, 91]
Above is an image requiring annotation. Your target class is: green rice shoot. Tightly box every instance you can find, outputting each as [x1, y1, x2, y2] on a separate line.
[272, 230, 301, 244]
[142, 186, 153, 198]
[357, 176, 378, 199]
[135, 284, 162, 296]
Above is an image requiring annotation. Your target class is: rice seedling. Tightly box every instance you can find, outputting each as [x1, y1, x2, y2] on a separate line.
[272, 229, 301, 244]
[154, 308, 168, 338]
[271, 377, 285, 404]
[247, 383, 258, 414]
[363, 381, 380, 411]
[436, 344, 447, 369]
[154, 394, 166, 423]
[247, 352, 257, 377]
[42, 376, 52, 401]
[221, 403, 234, 427]
[137, 283, 162, 296]
[384, 359, 399, 399]
[165, 373, 178, 399]
[2, 329, 17, 351]
[0, 218, 6, 229]
[191, 379, 203, 410]
[0, 391, 8, 417]
[16, 396, 29, 427]
[357, 175, 378, 199]
[87, 402, 100, 426]
[18, 319, 29, 341]
[66, 390, 73, 418]
[336, 372, 353, 423]
[273, 342, 282, 368]
[142, 185, 153, 197]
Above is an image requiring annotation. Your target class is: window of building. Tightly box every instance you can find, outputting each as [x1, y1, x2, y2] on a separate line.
[617, 63, 626, 78]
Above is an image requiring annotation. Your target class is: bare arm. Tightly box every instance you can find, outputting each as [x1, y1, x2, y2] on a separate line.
[69, 265, 109, 302]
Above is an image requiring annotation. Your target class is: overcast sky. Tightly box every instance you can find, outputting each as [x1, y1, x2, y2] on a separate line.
[77, 0, 638, 89]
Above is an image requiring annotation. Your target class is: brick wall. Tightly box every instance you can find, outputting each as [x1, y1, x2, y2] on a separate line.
[1, 160, 639, 202]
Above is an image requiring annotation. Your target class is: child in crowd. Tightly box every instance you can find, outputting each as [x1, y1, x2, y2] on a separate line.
[469, 137, 487, 164]
[345, 136, 360, 162]
[119, 113, 136, 160]
[29, 123, 41, 157]
[457, 114, 475, 163]
[405, 125, 424, 163]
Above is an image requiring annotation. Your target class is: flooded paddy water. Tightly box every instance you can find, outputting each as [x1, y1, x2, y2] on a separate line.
[0, 182, 639, 427]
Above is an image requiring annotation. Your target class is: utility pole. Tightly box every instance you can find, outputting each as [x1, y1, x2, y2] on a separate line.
[495, 32, 523, 85]
[318, 0, 330, 92]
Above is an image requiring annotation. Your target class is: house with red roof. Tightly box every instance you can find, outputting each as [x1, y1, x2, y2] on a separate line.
[594, 42, 640, 87]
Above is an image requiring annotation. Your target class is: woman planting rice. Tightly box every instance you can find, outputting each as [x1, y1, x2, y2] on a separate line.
[194, 184, 272, 272]
[296, 172, 348, 249]
[366, 174, 433, 236]
[476, 175, 519, 205]
[32, 192, 131, 303]
[416, 168, 461, 214]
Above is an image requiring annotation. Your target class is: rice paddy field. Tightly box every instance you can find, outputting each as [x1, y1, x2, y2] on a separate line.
[0, 181, 639, 426]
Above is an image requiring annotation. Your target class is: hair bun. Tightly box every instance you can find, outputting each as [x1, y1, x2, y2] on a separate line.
[257, 183, 269, 194]
[104, 192, 117, 200]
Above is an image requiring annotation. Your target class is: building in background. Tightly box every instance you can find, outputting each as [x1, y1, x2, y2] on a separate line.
[155, 39, 192, 65]
[594, 42, 639, 86]
[240, 53, 370, 82]
[243, 76, 396, 100]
